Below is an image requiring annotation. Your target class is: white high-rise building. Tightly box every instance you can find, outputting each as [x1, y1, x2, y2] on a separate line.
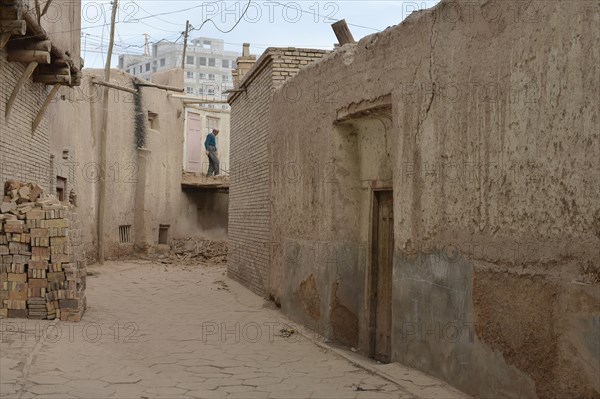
[118, 37, 240, 109]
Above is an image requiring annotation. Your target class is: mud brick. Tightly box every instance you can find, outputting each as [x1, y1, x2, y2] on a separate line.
[60, 309, 83, 322]
[0, 308, 7, 318]
[20, 234, 30, 244]
[50, 236, 68, 245]
[59, 298, 83, 309]
[0, 235, 7, 245]
[0, 245, 8, 255]
[0, 290, 8, 301]
[7, 299, 27, 309]
[12, 255, 28, 264]
[31, 247, 50, 260]
[9, 234, 21, 242]
[9, 289, 27, 301]
[28, 314, 47, 320]
[47, 272, 65, 283]
[8, 309, 27, 318]
[29, 260, 48, 270]
[28, 279, 48, 289]
[27, 269, 46, 279]
[51, 253, 69, 263]
[4, 221, 24, 234]
[26, 209, 45, 220]
[41, 219, 69, 229]
[27, 298, 46, 305]
[8, 264, 25, 274]
[28, 287, 46, 298]
[30, 228, 48, 238]
[49, 263, 64, 273]
[0, 273, 6, 284]
[31, 237, 50, 247]
[7, 273, 26, 283]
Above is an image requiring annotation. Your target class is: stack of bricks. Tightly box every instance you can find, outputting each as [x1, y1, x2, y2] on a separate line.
[0, 180, 86, 321]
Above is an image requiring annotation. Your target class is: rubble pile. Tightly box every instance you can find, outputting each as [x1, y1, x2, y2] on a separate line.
[170, 238, 228, 264]
[0, 180, 86, 321]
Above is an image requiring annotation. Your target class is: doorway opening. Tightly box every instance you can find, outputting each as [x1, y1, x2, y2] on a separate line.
[369, 189, 394, 363]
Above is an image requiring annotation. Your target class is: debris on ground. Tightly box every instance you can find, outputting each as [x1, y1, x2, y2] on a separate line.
[169, 238, 228, 265]
[279, 328, 296, 338]
[213, 280, 230, 291]
[351, 385, 382, 392]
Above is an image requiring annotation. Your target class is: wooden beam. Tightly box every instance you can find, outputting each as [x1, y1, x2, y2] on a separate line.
[32, 74, 71, 84]
[0, 19, 25, 35]
[136, 82, 184, 92]
[331, 19, 356, 45]
[32, 83, 61, 132]
[0, 32, 10, 48]
[92, 79, 137, 94]
[37, 64, 70, 75]
[5, 61, 38, 119]
[8, 38, 51, 51]
[7, 49, 50, 63]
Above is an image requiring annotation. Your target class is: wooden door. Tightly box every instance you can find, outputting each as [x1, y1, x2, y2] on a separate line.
[186, 113, 203, 173]
[372, 190, 393, 362]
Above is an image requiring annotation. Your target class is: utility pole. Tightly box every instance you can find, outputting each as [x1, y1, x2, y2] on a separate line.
[98, 0, 118, 264]
[181, 20, 189, 70]
[143, 33, 150, 56]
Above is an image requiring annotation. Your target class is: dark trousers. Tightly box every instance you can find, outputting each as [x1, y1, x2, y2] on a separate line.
[207, 147, 220, 176]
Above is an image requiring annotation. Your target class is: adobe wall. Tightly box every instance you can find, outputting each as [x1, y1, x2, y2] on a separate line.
[269, 0, 599, 397]
[48, 69, 223, 260]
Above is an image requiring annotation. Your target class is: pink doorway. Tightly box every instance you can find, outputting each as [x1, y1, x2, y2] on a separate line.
[186, 113, 203, 173]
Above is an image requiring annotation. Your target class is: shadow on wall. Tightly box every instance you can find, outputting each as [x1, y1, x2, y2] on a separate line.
[178, 191, 229, 240]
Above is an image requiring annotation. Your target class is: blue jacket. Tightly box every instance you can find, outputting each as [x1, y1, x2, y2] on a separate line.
[205, 133, 216, 150]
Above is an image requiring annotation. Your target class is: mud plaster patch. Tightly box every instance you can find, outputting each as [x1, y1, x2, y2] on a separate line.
[299, 274, 320, 320]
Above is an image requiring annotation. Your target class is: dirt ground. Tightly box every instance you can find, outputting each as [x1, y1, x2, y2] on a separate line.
[0, 261, 468, 399]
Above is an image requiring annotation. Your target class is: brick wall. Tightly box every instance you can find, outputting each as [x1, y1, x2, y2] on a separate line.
[228, 48, 328, 297]
[0, 50, 51, 191]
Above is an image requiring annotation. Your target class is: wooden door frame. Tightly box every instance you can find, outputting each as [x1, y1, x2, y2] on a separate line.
[366, 187, 393, 361]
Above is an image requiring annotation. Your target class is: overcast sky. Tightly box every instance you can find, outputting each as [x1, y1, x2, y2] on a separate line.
[80, 1, 440, 68]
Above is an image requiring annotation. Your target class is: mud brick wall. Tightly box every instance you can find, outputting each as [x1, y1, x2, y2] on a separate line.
[0, 187, 86, 321]
[228, 48, 327, 297]
[0, 52, 51, 191]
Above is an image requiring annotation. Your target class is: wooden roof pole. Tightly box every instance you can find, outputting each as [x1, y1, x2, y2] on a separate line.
[32, 83, 61, 132]
[5, 61, 37, 119]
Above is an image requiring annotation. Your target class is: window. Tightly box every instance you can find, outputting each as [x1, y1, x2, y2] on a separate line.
[221, 105, 227, 110]
[198, 87, 204, 95]
[126, 69, 130, 74]
[208, 74, 215, 81]
[186, 87, 194, 94]
[222, 75, 229, 82]
[119, 225, 132, 243]
[145, 63, 150, 71]
[222, 59, 229, 68]
[139, 65, 143, 73]
[186, 56, 194, 64]
[208, 58, 215, 67]
[56, 177, 66, 202]
[160, 58, 165, 67]
[207, 88, 215, 95]
[198, 73, 205, 79]
[159, 225, 169, 245]
[203, 40, 211, 48]
[198, 57, 206, 66]
[148, 111, 159, 130]
[207, 116, 220, 135]
[186, 71, 194, 78]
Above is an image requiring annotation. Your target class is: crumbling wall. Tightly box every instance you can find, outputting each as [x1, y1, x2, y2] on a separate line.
[47, 69, 214, 260]
[269, 0, 600, 397]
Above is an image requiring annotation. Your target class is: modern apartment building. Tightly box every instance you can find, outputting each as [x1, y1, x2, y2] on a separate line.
[118, 37, 239, 109]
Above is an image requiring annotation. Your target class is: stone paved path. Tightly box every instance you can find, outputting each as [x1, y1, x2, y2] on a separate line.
[1, 261, 468, 398]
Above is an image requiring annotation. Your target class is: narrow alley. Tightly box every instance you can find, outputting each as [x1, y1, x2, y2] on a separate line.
[0, 261, 467, 399]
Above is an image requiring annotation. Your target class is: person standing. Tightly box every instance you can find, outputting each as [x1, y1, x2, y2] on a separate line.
[205, 128, 220, 176]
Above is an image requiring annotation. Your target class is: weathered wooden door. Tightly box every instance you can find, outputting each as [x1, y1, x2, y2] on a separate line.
[372, 190, 394, 362]
[186, 113, 203, 173]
